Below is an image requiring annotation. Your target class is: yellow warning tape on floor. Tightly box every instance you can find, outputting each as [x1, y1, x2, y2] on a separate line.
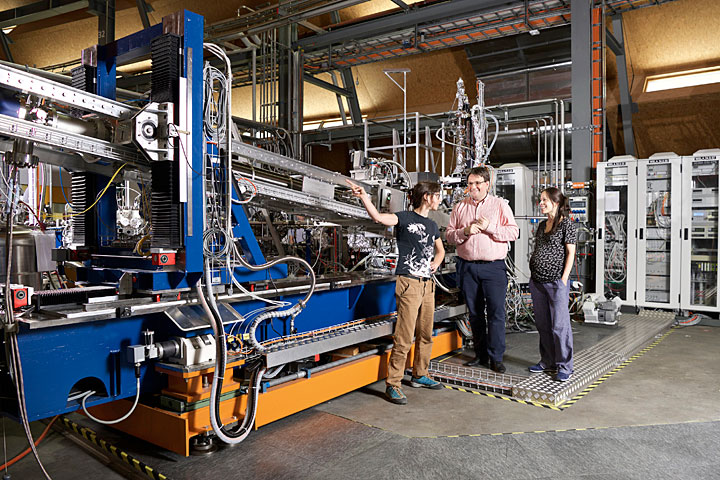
[59, 417, 170, 480]
[440, 385, 562, 411]
[440, 326, 677, 412]
[558, 326, 677, 410]
[412, 418, 720, 440]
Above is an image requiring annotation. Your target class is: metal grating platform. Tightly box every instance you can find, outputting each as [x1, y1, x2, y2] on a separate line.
[429, 360, 525, 395]
[429, 311, 676, 406]
[514, 311, 676, 406]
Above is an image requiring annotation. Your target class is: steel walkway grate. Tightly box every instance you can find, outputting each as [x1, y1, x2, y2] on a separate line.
[429, 360, 526, 395]
[430, 311, 676, 406]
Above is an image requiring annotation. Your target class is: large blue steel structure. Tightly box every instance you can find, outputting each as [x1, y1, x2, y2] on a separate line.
[8, 10, 398, 423]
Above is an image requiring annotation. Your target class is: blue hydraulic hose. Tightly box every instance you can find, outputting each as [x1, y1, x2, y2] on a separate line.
[58, 166, 71, 207]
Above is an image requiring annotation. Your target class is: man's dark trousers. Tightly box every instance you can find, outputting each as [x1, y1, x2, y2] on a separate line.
[460, 259, 507, 363]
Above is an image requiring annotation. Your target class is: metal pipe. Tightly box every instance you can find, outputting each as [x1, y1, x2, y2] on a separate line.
[403, 72, 407, 168]
[252, 48, 257, 123]
[560, 98, 565, 192]
[441, 122, 446, 177]
[542, 118, 548, 187]
[364, 117, 369, 159]
[415, 111, 420, 172]
[425, 125, 431, 173]
[534, 119, 541, 193]
[494, 97, 561, 110]
[554, 99, 559, 187]
[264, 345, 391, 389]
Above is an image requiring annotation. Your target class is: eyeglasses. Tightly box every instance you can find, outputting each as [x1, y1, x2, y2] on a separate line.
[467, 180, 487, 187]
[432, 193, 442, 198]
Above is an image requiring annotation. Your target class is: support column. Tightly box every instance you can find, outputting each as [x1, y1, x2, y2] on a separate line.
[571, 0, 593, 182]
[609, 14, 636, 156]
[95, 0, 115, 46]
[135, 0, 151, 29]
[0, 32, 13, 62]
[292, 48, 304, 160]
[278, 14, 297, 135]
[341, 68, 362, 125]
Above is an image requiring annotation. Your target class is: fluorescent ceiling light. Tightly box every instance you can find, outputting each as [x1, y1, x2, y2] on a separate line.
[645, 66, 720, 92]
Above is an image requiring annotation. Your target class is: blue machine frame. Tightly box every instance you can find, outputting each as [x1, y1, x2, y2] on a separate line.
[4, 10, 401, 425]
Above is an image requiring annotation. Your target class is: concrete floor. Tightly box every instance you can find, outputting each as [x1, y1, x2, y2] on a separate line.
[3, 323, 720, 479]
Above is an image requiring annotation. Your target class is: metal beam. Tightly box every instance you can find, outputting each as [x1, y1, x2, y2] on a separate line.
[0, 32, 12, 63]
[90, 0, 115, 46]
[297, 0, 515, 51]
[466, 36, 570, 62]
[0, 0, 89, 29]
[0, 63, 136, 118]
[571, 0, 593, 183]
[135, 0, 150, 29]
[209, 0, 368, 41]
[605, 27, 623, 56]
[330, 71, 348, 125]
[340, 68, 362, 125]
[389, 0, 409, 10]
[304, 73, 353, 97]
[298, 19, 324, 33]
[611, 14, 636, 156]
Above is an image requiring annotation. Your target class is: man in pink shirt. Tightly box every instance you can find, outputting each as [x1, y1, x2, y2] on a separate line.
[446, 166, 519, 373]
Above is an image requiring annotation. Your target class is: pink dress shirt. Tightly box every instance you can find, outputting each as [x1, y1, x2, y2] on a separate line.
[446, 194, 519, 261]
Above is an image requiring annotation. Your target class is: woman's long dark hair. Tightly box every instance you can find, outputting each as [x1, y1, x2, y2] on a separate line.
[409, 181, 441, 209]
[543, 187, 570, 234]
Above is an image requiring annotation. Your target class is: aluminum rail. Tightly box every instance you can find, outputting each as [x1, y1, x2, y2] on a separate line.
[0, 63, 138, 119]
[249, 177, 370, 220]
[0, 60, 146, 101]
[232, 140, 370, 190]
[0, 113, 145, 165]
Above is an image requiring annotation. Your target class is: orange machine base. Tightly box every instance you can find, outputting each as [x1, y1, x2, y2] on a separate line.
[85, 330, 462, 456]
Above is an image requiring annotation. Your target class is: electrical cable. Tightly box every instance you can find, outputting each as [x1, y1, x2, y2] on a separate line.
[57, 166, 71, 206]
[80, 375, 141, 425]
[197, 280, 265, 445]
[2, 166, 51, 479]
[54, 163, 127, 219]
[377, 159, 413, 188]
[0, 415, 59, 471]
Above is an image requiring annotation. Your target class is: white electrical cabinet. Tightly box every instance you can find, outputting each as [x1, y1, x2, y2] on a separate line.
[636, 153, 682, 309]
[681, 149, 720, 312]
[598, 150, 720, 313]
[596, 156, 638, 305]
[496, 163, 534, 284]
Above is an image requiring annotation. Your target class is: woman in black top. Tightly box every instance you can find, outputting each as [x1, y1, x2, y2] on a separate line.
[528, 187, 577, 382]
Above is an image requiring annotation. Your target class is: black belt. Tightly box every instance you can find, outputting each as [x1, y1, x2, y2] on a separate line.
[400, 275, 432, 282]
[464, 259, 502, 264]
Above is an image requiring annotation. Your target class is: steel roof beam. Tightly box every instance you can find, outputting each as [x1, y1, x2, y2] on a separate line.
[296, 0, 517, 51]
[304, 73, 353, 97]
[0, 0, 89, 29]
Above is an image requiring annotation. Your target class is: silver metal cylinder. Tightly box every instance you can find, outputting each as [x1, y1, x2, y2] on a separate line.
[0, 231, 42, 289]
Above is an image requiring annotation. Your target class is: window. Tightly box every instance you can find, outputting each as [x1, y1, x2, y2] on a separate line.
[645, 66, 720, 93]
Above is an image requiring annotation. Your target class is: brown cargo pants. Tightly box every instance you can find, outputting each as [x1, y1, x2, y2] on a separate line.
[386, 275, 435, 388]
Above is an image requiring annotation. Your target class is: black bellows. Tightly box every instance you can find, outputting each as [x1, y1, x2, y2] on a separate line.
[70, 65, 96, 118]
[151, 162, 182, 248]
[70, 173, 96, 247]
[150, 34, 181, 103]
[150, 33, 183, 248]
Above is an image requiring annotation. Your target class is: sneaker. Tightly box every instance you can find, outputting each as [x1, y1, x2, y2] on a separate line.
[490, 360, 506, 374]
[410, 375, 442, 390]
[385, 385, 408, 404]
[555, 371, 572, 382]
[528, 363, 556, 374]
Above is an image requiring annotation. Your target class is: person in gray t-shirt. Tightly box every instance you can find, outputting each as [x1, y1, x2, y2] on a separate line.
[346, 179, 445, 405]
